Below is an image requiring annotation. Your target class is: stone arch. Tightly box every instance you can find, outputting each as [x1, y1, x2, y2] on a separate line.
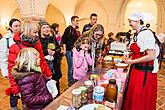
[11, 9, 22, 21]
[0, 0, 18, 34]
[45, 4, 66, 33]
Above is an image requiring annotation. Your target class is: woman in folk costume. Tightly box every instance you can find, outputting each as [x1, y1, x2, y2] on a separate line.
[122, 12, 159, 110]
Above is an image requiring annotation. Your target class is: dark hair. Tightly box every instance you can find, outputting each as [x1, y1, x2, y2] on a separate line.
[108, 32, 114, 37]
[0, 33, 2, 39]
[146, 23, 150, 28]
[128, 30, 131, 33]
[38, 21, 50, 28]
[75, 26, 79, 29]
[71, 16, 79, 22]
[9, 18, 21, 27]
[50, 23, 59, 31]
[90, 13, 97, 19]
[140, 20, 144, 25]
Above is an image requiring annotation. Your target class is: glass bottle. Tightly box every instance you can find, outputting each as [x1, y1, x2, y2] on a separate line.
[106, 79, 118, 103]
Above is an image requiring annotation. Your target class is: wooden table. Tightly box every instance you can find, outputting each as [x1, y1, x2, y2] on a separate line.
[44, 68, 128, 110]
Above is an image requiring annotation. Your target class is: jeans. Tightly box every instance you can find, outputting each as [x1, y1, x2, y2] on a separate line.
[10, 94, 26, 110]
[66, 51, 73, 86]
[10, 94, 18, 108]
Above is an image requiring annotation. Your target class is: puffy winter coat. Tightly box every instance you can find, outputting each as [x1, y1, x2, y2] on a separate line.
[12, 68, 53, 110]
[8, 32, 52, 94]
[0, 31, 15, 77]
[72, 48, 92, 80]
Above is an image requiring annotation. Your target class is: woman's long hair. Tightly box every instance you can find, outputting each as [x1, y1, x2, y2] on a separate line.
[20, 20, 40, 45]
[21, 20, 39, 37]
[83, 24, 104, 47]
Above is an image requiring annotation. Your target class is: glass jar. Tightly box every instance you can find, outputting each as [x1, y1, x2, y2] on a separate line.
[79, 86, 87, 104]
[106, 79, 118, 103]
[84, 80, 93, 103]
[72, 88, 82, 108]
[93, 86, 105, 104]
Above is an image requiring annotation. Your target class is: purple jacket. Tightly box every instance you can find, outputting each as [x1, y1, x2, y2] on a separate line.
[72, 48, 92, 80]
[12, 68, 53, 110]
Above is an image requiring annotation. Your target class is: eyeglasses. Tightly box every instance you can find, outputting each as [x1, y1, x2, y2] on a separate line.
[95, 33, 103, 37]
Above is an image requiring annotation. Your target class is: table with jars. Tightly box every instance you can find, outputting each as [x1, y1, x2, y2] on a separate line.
[44, 55, 129, 110]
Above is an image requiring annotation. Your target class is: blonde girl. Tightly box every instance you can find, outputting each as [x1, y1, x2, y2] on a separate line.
[12, 48, 53, 110]
[14, 48, 40, 72]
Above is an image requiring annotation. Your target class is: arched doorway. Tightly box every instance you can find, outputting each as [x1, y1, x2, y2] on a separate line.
[45, 4, 66, 33]
[124, 0, 157, 32]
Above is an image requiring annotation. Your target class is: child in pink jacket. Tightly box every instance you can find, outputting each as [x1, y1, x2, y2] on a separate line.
[73, 37, 92, 81]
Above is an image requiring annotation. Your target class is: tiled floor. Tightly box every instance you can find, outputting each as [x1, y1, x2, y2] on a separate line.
[0, 57, 165, 110]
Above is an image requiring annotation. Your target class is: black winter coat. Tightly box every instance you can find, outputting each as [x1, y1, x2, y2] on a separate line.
[40, 35, 62, 81]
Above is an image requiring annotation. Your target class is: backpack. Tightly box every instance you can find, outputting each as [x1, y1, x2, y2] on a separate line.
[136, 28, 164, 69]
[6, 38, 22, 50]
[6, 38, 10, 49]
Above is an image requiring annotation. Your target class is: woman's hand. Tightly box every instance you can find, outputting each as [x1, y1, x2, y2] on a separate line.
[80, 50, 85, 56]
[63, 49, 66, 55]
[123, 52, 130, 58]
[97, 56, 103, 62]
[122, 56, 134, 64]
[85, 50, 89, 55]
[47, 76, 52, 79]
[97, 52, 103, 62]
[15, 92, 21, 98]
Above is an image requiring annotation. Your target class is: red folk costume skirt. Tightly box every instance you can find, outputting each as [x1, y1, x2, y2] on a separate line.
[123, 42, 157, 110]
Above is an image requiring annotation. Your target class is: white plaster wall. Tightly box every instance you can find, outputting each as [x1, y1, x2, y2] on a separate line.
[0, 0, 18, 35]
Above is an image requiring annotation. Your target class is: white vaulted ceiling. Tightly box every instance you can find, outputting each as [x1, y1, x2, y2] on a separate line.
[16, 0, 49, 18]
